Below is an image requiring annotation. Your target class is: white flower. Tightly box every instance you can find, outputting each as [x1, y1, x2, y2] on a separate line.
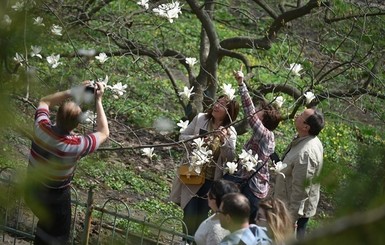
[192, 137, 205, 150]
[273, 96, 284, 108]
[226, 162, 238, 175]
[14, 53, 24, 66]
[238, 149, 253, 161]
[304, 91, 316, 104]
[33, 17, 45, 26]
[270, 161, 287, 178]
[98, 75, 109, 87]
[137, 0, 149, 9]
[95, 52, 109, 64]
[141, 147, 156, 159]
[153, 1, 182, 23]
[51, 24, 63, 36]
[78, 110, 96, 124]
[2, 15, 12, 26]
[191, 148, 212, 165]
[30, 46, 42, 59]
[242, 161, 257, 172]
[110, 82, 127, 97]
[12, 1, 24, 11]
[177, 120, 189, 132]
[46, 54, 62, 68]
[179, 86, 194, 99]
[287, 63, 303, 76]
[185, 57, 197, 67]
[221, 83, 236, 100]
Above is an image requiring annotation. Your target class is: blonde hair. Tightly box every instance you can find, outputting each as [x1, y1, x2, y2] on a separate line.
[258, 197, 294, 244]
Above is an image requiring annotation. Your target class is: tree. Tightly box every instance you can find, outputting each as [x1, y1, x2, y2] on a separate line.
[2, 0, 384, 125]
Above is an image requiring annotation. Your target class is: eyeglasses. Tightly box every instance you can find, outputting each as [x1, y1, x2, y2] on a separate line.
[295, 113, 308, 124]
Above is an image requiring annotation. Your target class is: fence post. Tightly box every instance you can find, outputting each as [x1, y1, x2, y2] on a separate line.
[81, 187, 94, 245]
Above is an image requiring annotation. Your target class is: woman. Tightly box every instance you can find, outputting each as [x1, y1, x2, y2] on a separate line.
[256, 197, 294, 245]
[170, 95, 239, 237]
[194, 180, 240, 245]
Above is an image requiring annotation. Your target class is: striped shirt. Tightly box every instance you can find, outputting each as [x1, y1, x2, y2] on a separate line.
[238, 83, 275, 199]
[28, 104, 100, 189]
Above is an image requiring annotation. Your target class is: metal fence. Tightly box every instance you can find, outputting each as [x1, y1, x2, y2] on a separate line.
[0, 167, 194, 245]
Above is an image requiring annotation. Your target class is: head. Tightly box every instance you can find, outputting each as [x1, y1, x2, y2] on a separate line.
[56, 101, 82, 132]
[256, 198, 294, 244]
[206, 95, 239, 126]
[219, 193, 250, 231]
[257, 100, 282, 131]
[208, 179, 240, 211]
[295, 108, 325, 137]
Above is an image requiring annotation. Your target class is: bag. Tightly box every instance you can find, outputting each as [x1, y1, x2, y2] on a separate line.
[178, 164, 205, 185]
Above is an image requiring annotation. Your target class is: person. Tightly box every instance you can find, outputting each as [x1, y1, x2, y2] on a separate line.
[256, 198, 294, 245]
[218, 193, 272, 245]
[170, 94, 240, 237]
[24, 81, 109, 245]
[231, 70, 282, 223]
[273, 107, 325, 239]
[194, 179, 240, 245]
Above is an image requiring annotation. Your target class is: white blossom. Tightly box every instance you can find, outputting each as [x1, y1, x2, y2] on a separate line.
[137, 0, 149, 9]
[221, 83, 236, 100]
[185, 57, 197, 67]
[110, 82, 127, 97]
[304, 91, 316, 104]
[179, 86, 194, 99]
[270, 161, 287, 178]
[239, 149, 262, 171]
[46, 54, 62, 68]
[78, 110, 96, 124]
[51, 24, 63, 36]
[14, 53, 24, 66]
[242, 161, 257, 172]
[141, 147, 156, 159]
[287, 63, 303, 76]
[226, 162, 238, 175]
[2, 15, 12, 26]
[33, 17, 45, 26]
[95, 52, 109, 64]
[177, 120, 189, 132]
[12, 1, 24, 11]
[30, 46, 42, 59]
[153, 1, 182, 23]
[273, 96, 284, 108]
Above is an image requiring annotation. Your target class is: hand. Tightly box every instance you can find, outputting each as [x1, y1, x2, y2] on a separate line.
[94, 82, 105, 100]
[217, 126, 229, 144]
[233, 70, 244, 85]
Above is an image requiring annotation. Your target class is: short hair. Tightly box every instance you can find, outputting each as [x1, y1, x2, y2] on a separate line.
[206, 95, 240, 126]
[259, 100, 281, 131]
[56, 101, 81, 132]
[221, 193, 250, 224]
[305, 109, 324, 136]
[208, 179, 240, 208]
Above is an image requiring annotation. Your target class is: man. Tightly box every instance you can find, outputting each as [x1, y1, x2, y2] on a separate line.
[232, 70, 281, 223]
[274, 107, 325, 239]
[218, 193, 271, 245]
[24, 81, 109, 245]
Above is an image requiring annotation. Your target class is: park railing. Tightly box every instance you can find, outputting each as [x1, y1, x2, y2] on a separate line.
[0, 167, 194, 245]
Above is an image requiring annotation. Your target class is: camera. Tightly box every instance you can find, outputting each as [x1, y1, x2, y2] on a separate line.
[85, 85, 95, 94]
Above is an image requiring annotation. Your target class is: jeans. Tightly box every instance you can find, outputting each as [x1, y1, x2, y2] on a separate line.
[25, 184, 72, 245]
[296, 217, 309, 240]
[183, 180, 213, 237]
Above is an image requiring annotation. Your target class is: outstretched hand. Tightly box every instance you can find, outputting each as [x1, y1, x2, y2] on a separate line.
[233, 70, 244, 85]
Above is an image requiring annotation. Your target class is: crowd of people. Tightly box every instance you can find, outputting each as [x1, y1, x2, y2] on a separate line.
[25, 67, 324, 245]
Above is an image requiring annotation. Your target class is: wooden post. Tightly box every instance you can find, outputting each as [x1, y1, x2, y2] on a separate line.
[81, 187, 94, 245]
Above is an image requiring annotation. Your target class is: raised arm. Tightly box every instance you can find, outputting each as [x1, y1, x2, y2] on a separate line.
[93, 82, 109, 143]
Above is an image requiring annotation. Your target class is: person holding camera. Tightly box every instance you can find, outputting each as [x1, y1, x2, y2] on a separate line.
[24, 81, 109, 245]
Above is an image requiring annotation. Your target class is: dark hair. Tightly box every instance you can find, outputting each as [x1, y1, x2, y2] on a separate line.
[206, 95, 240, 126]
[56, 101, 81, 132]
[221, 193, 250, 224]
[259, 100, 281, 131]
[305, 109, 324, 136]
[208, 180, 239, 208]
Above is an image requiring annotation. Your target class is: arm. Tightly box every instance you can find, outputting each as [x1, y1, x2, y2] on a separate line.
[93, 82, 109, 143]
[40, 90, 72, 108]
[179, 114, 202, 141]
